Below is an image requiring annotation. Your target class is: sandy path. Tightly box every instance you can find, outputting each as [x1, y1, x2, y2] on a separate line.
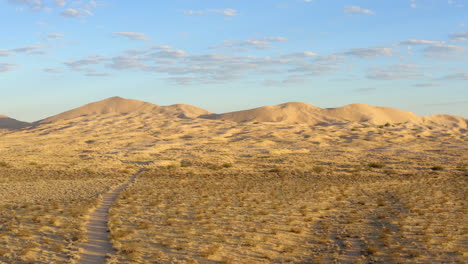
[78, 168, 144, 264]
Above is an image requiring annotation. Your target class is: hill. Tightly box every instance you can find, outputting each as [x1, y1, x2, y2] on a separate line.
[0, 115, 31, 129]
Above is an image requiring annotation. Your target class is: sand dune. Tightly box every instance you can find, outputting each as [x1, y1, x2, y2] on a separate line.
[37, 96, 210, 124]
[3, 97, 465, 130]
[205, 102, 466, 128]
[0, 115, 31, 129]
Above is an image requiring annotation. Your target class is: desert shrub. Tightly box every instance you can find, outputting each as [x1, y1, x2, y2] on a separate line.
[368, 162, 386, 169]
[431, 165, 444, 171]
[180, 160, 193, 167]
[312, 166, 325, 174]
[221, 163, 233, 168]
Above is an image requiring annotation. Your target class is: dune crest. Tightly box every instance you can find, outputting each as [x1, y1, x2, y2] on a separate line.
[206, 102, 466, 128]
[37, 96, 211, 124]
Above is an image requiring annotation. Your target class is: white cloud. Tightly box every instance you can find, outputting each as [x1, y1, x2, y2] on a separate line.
[282, 52, 320, 58]
[344, 47, 394, 58]
[183, 9, 238, 17]
[54, 0, 65, 6]
[211, 37, 288, 51]
[64, 55, 107, 72]
[367, 64, 428, 80]
[86, 72, 111, 77]
[43, 68, 62, 73]
[424, 44, 466, 57]
[413, 83, 441, 87]
[11, 45, 46, 54]
[399, 39, 442, 45]
[8, 0, 44, 10]
[61, 8, 93, 18]
[449, 31, 468, 42]
[344, 6, 375, 15]
[0, 49, 13, 57]
[0, 63, 18, 72]
[45, 33, 64, 40]
[113, 32, 150, 41]
[441, 72, 468, 80]
[107, 56, 146, 70]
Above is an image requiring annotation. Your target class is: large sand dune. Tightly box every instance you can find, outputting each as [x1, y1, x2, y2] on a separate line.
[2, 97, 466, 129]
[205, 102, 467, 128]
[37, 96, 211, 124]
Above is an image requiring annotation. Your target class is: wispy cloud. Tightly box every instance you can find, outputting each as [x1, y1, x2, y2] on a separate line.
[424, 44, 466, 58]
[0, 49, 13, 57]
[440, 72, 468, 80]
[367, 64, 428, 80]
[45, 33, 64, 40]
[344, 6, 375, 15]
[113, 32, 150, 41]
[0, 63, 18, 72]
[449, 31, 468, 42]
[61, 8, 93, 18]
[344, 47, 394, 58]
[8, 0, 44, 11]
[43, 68, 62, 73]
[54, 0, 65, 6]
[183, 9, 238, 17]
[211, 37, 288, 51]
[64, 55, 107, 72]
[399, 39, 442, 46]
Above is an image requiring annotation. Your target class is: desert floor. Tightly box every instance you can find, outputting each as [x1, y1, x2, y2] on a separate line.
[0, 113, 466, 263]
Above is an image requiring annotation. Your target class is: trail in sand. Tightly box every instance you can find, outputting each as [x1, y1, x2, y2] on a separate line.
[78, 168, 144, 264]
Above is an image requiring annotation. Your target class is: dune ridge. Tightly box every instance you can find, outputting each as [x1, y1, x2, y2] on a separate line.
[206, 102, 467, 128]
[2, 97, 466, 129]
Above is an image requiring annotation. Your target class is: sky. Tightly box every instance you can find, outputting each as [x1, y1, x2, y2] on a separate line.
[0, 0, 467, 122]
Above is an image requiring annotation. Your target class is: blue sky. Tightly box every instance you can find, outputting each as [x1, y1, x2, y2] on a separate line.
[0, 0, 467, 121]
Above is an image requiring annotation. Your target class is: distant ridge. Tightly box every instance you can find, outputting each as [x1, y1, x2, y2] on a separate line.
[3, 97, 465, 129]
[0, 115, 31, 129]
[37, 96, 211, 124]
[203, 102, 467, 128]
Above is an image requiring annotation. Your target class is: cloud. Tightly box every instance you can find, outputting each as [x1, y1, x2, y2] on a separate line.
[54, 0, 65, 6]
[413, 83, 441, 87]
[264, 75, 312, 86]
[183, 9, 238, 17]
[11, 45, 46, 54]
[449, 31, 468, 42]
[440, 72, 468, 80]
[0, 49, 13, 57]
[211, 37, 288, 51]
[344, 6, 375, 15]
[344, 47, 394, 58]
[282, 52, 320, 59]
[0, 63, 18, 72]
[424, 44, 466, 58]
[399, 39, 442, 45]
[7, 0, 44, 10]
[86, 72, 111, 77]
[45, 33, 64, 40]
[107, 56, 146, 70]
[43, 68, 62, 73]
[367, 64, 428, 80]
[354, 88, 376, 93]
[64, 55, 107, 71]
[61, 8, 93, 18]
[113, 32, 150, 41]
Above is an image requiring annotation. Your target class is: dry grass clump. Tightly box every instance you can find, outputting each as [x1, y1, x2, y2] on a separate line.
[0, 167, 126, 263]
[109, 164, 467, 263]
